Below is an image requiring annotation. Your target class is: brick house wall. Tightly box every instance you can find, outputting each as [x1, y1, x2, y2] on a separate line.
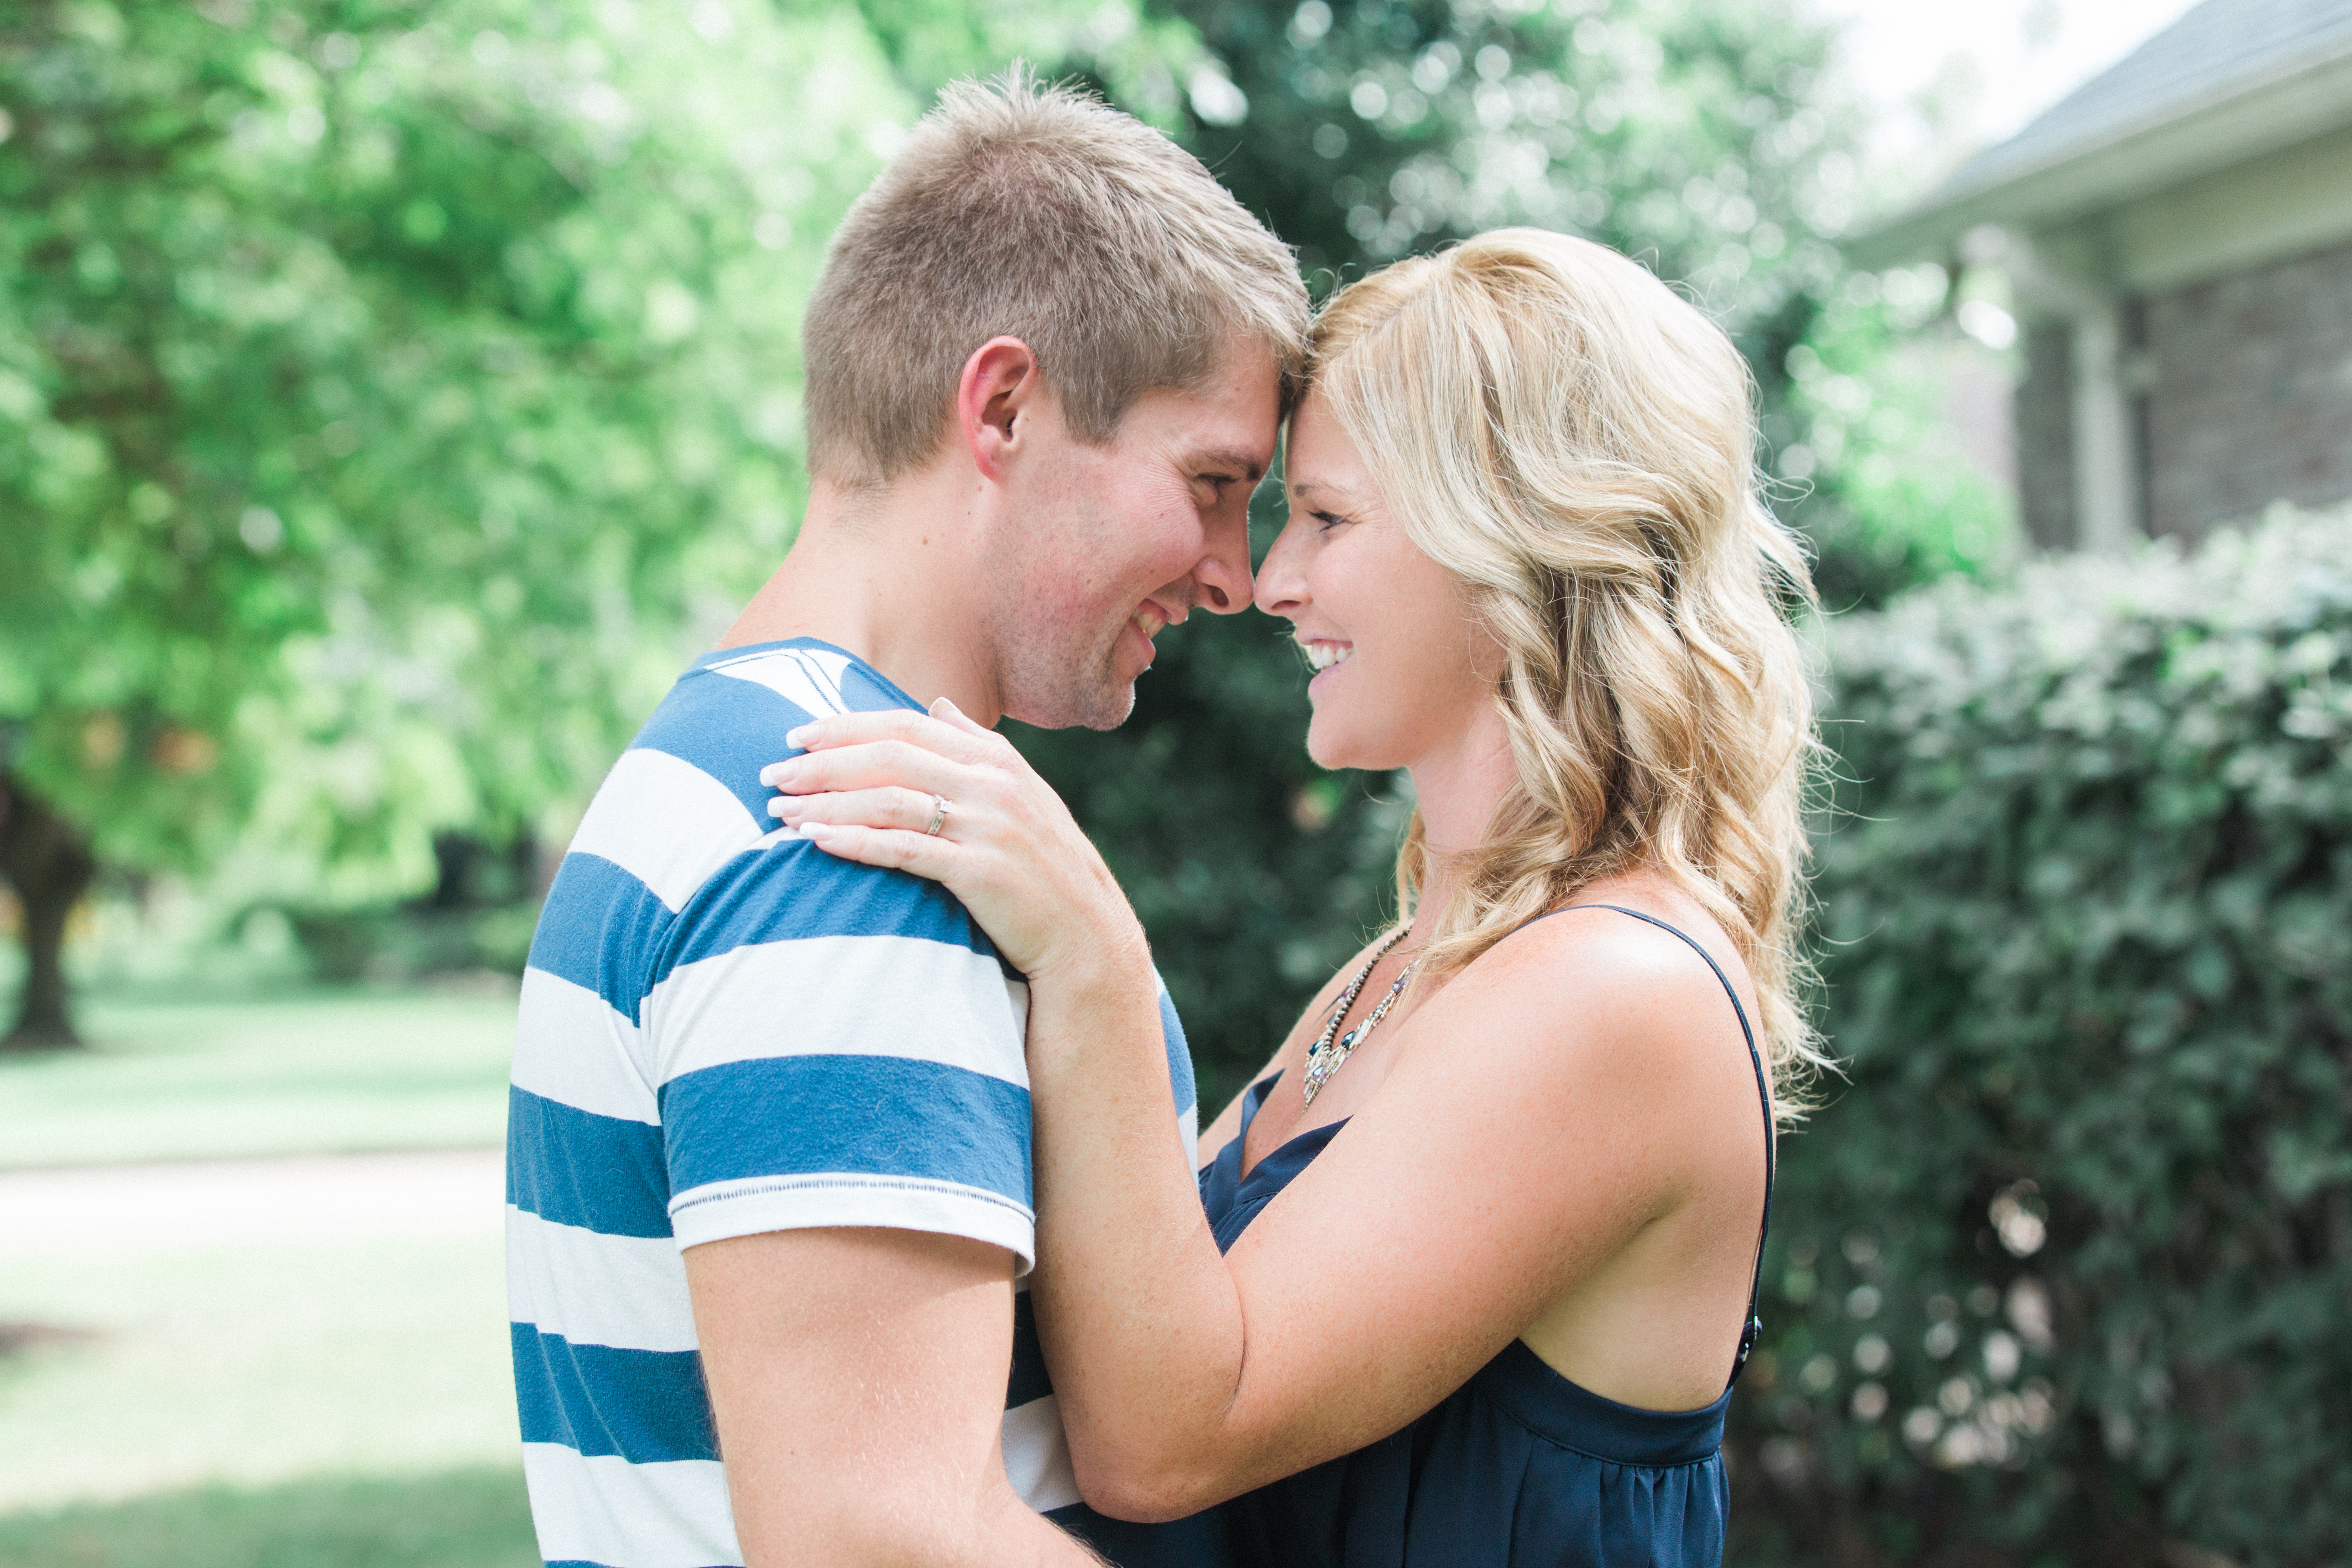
[2019, 237, 2352, 549]
[2141, 236, 2352, 539]
[2016, 322, 2077, 551]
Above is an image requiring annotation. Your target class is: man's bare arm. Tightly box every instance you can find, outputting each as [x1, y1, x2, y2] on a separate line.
[685, 1226, 1104, 1568]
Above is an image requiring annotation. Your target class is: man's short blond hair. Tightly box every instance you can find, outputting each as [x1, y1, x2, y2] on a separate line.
[802, 70, 1307, 488]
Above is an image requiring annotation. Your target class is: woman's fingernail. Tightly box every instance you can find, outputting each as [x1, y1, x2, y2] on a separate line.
[784, 725, 812, 749]
[799, 821, 834, 843]
[761, 760, 798, 788]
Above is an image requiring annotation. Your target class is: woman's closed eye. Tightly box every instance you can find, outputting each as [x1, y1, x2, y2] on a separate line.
[1311, 509, 1352, 531]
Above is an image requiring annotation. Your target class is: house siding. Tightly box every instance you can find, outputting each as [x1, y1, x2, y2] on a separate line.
[2016, 320, 2079, 551]
[2142, 236, 2352, 539]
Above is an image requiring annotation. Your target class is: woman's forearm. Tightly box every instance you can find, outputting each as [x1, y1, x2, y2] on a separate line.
[1021, 946, 1267, 1521]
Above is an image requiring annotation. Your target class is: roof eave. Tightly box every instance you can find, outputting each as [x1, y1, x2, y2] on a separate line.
[1844, 45, 2352, 269]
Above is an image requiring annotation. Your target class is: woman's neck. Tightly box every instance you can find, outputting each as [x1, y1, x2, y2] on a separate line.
[1402, 705, 1518, 939]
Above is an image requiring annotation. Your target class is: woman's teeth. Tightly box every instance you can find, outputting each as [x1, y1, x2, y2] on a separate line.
[1305, 643, 1352, 672]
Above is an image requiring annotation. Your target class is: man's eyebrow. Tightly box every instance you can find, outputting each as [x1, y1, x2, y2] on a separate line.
[1190, 448, 1267, 484]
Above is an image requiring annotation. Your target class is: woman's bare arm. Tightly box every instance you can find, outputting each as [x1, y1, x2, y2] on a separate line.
[764, 708, 1760, 1520]
[1016, 914, 1748, 1519]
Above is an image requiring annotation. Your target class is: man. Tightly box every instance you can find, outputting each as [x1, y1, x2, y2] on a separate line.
[505, 72, 1307, 1567]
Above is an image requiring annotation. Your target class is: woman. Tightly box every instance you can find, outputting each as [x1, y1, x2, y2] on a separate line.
[767, 229, 1823, 1565]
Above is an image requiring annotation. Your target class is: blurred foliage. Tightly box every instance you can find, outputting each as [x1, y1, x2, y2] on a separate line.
[1724, 507, 2352, 1567]
[1791, 298, 2016, 611]
[0, 0, 903, 893]
[0, 0, 908, 1039]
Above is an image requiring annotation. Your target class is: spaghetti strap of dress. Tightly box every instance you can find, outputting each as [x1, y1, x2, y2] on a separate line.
[1529, 902, 1776, 1389]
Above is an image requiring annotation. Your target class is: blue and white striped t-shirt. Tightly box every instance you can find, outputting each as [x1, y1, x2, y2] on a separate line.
[506, 638, 1202, 1568]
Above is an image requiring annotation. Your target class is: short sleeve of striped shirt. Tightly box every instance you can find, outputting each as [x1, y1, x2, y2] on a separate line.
[516, 639, 1037, 1272]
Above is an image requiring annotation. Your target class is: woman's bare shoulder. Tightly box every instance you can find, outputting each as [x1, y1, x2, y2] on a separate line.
[1508, 878, 1749, 990]
[1423, 879, 1761, 1089]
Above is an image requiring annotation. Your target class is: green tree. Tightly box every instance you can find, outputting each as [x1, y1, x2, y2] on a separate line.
[0, 0, 899, 1042]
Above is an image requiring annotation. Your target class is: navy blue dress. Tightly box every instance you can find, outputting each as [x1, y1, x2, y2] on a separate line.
[1195, 905, 1774, 1568]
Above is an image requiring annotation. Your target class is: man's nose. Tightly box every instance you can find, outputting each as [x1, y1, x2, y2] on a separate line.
[1192, 509, 1255, 614]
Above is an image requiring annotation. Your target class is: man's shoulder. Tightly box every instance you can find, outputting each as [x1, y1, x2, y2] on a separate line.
[636, 640, 918, 817]
[555, 639, 923, 908]
[526, 640, 995, 1008]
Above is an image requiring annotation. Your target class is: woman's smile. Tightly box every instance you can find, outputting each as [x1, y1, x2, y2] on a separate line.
[1301, 639, 1352, 675]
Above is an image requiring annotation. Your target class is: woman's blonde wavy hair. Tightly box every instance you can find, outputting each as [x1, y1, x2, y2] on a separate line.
[1310, 229, 1827, 1117]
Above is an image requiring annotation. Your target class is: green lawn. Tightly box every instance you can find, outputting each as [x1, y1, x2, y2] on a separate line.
[0, 988, 518, 1169]
[0, 1232, 523, 1512]
[0, 985, 535, 1562]
[0, 1467, 537, 1568]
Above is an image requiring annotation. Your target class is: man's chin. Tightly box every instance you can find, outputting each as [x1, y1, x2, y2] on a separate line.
[1082, 688, 1138, 731]
[1005, 673, 1137, 732]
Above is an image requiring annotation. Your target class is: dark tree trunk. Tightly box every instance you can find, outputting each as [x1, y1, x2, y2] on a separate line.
[0, 772, 96, 1050]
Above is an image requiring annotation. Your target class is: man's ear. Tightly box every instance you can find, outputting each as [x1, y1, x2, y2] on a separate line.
[956, 336, 1043, 483]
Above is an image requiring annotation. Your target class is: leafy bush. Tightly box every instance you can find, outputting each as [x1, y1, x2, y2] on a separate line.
[1728, 508, 2352, 1566]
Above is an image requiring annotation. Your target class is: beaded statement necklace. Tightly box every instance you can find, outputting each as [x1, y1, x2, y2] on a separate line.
[1300, 926, 1419, 1108]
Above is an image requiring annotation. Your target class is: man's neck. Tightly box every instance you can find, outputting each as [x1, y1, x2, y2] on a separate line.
[717, 471, 1006, 724]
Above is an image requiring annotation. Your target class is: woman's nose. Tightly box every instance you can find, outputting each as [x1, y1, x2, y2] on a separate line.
[1253, 516, 1311, 619]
